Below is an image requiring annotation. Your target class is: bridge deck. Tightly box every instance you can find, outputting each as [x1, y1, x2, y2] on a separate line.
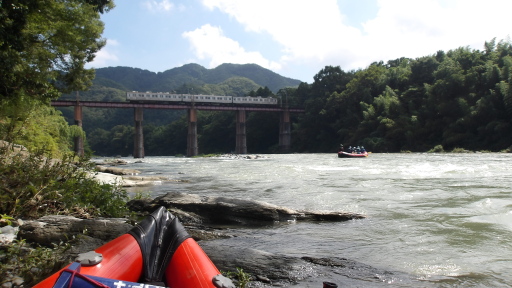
[51, 100, 304, 112]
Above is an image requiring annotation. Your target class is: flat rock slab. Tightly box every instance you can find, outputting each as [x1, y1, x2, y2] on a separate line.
[143, 192, 365, 226]
[18, 215, 133, 246]
[96, 165, 140, 175]
[200, 242, 432, 287]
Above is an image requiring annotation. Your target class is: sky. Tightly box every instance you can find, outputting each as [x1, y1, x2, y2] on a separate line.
[88, 0, 512, 83]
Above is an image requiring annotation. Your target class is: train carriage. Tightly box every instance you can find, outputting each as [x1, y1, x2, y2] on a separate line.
[127, 92, 183, 103]
[127, 91, 278, 106]
[182, 95, 232, 104]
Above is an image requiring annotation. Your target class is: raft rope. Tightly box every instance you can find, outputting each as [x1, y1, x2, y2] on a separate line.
[61, 268, 111, 288]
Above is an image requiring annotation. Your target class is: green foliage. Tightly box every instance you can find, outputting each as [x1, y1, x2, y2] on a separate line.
[0, 147, 128, 219]
[91, 64, 300, 94]
[223, 267, 252, 288]
[428, 145, 445, 153]
[0, 0, 115, 160]
[69, 125, 86, 140]
[0, 239, 71, 287]
[198, 111, 236, 154]
[131, 190, 152, 200]
[247, 86, 274, 97]
[451, 147, 471, 153]
[0, 214, 14, 227]
[0, 0, 113, 104]
[0, 99, 72, 158]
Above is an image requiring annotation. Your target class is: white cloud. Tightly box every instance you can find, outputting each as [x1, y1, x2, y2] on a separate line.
[202, 0, 360, 62]
[182, 24, 281, 71]
[87, 39, 119, 68]
[143, 0, 175, 13]
[200, 0, 512, 75]
[358, 0, 512, 66]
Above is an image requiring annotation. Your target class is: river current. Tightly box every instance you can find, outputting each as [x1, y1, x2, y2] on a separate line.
[115, 153, 512, 287]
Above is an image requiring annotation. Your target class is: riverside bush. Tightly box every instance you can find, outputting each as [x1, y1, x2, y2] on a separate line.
[428, 145, 444, 153]
[0, 239, 70, 286]
[0, 146, 128, 219]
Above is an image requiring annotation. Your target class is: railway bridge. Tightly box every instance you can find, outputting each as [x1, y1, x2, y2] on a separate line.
[51, 100, 304, 158]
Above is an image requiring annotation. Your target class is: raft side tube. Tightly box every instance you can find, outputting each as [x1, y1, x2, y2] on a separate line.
[33, 234, 143, 288]
[165, 238, 226, 288]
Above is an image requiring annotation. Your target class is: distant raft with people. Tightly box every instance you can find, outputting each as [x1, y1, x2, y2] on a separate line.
[337, 145, 369, 158]
[338, 151, 369, 158]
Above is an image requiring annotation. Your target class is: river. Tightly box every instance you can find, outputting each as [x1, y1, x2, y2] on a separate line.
[116, 153, 512, 287]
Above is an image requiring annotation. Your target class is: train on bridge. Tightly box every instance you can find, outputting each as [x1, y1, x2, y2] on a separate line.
[127, 91, 278, 106]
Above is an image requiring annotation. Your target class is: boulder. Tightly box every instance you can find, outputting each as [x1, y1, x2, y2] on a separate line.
[95, 165, 140, 175]
[153, 192, 302, 225]
[200, 243, 427, 287]
[18, 215, 133, 246]
[149, 192, 365, 226]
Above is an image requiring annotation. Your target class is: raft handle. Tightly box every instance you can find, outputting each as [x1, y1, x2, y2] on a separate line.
[212, 274, 236, 288]
[76, 251, 103, 266]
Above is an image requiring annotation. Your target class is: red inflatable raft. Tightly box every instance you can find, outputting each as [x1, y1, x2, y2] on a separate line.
[337, 151, 369, 158]
[34, 206, 234, 288]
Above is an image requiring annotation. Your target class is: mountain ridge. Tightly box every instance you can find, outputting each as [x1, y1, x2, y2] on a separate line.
[93, 63, 302, 94]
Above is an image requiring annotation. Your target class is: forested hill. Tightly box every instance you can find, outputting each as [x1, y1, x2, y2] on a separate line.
[55, 39, 512, 156]
[92, 63, 301, 93]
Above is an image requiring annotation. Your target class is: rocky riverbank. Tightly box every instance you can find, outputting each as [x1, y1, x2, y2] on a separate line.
[92, 155, 268, 187]
[0, 156, 432, 287]
[93, 158, 190, 187]
[1, 189, 433, 287]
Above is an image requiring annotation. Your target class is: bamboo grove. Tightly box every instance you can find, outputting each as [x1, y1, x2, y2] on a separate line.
[290, 38, 512, 153]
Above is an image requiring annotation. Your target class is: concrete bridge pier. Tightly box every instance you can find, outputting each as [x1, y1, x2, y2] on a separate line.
[235, 110, 247, 154]
[187, 108, 198, 157]
[133, 107, 144, 158]
[279, 109, 291, 153]
[73, 104, 84, 156]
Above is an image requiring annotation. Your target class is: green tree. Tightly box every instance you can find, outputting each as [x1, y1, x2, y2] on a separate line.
[0, 0, 113, 102]
[0, 0, 114, 151]
[198, 111, 236, 154]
